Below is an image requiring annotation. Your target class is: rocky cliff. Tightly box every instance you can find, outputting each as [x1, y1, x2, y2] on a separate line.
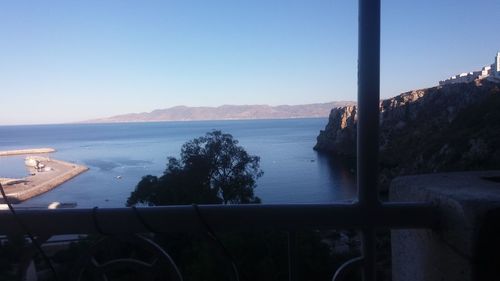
[315, 79, 500, 191]
[314, 105, 357, 157]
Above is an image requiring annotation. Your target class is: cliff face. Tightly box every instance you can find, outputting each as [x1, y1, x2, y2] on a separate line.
[315, 79, 500, 190]
[314, 106, 357, 156]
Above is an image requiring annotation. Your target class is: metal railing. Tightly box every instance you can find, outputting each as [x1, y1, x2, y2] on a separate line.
[0, 204, 438, 280]
[0, 204, 437, 235]
[0, 0, 440, 280]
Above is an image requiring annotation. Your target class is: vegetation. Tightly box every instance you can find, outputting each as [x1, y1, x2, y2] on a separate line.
[127, 130, 262, 206]
[379, 86, 500, 187]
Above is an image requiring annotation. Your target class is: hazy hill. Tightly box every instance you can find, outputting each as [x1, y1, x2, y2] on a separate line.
[85, 102, 355, 123]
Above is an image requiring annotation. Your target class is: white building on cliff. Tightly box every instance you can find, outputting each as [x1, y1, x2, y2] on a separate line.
[439, 51, 500, 85]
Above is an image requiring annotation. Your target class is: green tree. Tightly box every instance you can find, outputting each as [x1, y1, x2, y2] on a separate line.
[127, 130, 263, 206]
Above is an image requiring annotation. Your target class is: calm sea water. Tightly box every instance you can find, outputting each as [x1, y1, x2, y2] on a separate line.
[0, 119, 356, 207]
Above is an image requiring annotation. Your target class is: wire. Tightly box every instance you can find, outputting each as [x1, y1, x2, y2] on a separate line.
[192, 203, 244, 281]
[132, 206, 157, 233]
[0, 183, 59, 281]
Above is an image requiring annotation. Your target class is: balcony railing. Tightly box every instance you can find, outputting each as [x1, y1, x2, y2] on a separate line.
[0, 204, 438, 280]
[0, 0, 440, 280]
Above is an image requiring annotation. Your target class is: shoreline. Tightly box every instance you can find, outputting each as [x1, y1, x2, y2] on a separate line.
[0, 150, 88, 203]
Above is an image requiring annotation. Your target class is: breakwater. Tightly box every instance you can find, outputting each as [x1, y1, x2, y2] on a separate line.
[0, 149, 88, 203]
[0, 148, 56, 156]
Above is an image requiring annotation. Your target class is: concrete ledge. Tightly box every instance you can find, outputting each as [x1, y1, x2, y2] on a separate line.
[390, 170, 500, 281]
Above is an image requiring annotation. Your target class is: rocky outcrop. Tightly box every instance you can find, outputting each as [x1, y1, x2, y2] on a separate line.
[315, 79, 500, 191]
[314, 106, 357, 156]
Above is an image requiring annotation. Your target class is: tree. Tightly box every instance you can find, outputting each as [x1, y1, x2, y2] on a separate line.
[127, 130, 263, 206]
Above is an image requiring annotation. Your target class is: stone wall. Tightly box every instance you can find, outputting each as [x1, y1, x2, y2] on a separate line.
[391, 171, 500, 281]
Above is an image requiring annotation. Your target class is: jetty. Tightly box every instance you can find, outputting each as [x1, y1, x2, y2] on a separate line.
[0, 149, 88, 203]
[0, 148, 56, 157]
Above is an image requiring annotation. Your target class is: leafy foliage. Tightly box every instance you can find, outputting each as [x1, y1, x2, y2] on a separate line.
[127, 130, 262, 206]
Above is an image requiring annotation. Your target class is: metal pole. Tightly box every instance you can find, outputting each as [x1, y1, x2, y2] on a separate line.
[361, 228, 376, 281]
[358, 0, 381, 207]
[358, 0, 381, 280]
[288, 231, 298, 281]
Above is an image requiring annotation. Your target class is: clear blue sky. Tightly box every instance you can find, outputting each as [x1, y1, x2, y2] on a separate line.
[1, 0, 499, 125]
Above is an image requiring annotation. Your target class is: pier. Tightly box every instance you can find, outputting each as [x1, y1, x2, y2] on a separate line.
[0, 149, 88, 203]
[0, 148, 56, 156]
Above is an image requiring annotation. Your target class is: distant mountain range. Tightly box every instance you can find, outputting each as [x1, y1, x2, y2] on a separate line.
[84, 102, 355, 123]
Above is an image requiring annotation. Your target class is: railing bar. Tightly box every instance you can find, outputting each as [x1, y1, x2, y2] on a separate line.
[362, 228, 376, 281]
[287, 231, 298, 281]
[0, 204, 438, 235]
[357, 0, 381, 208]
[357, 0, 381, 279]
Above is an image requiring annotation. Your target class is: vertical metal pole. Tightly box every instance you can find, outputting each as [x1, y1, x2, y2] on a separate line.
[361, 228, 376, 281]
[358, 0, 381, 207]
[288, 231, 298, 281]
[358, 0, 381, 280]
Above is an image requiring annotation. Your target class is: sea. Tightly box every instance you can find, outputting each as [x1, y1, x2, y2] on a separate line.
[0, 118, 356, 207]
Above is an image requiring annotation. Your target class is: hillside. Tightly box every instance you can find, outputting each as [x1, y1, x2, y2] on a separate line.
[85, 102, 355, 123]
[314, 79, 500, 192]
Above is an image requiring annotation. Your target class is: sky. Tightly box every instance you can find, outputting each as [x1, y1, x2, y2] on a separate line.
[0, 0, 499, 125]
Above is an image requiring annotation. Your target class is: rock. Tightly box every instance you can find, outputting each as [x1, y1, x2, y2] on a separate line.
[315, 78, 500, 192]
[314, 105, 357, 157]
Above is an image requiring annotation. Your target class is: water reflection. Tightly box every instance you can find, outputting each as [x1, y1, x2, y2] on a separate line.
[84, 158, 152, 172]
[316, 152, 357, 200]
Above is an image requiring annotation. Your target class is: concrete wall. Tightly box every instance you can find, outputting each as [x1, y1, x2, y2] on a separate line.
[390, 170, 500, 281]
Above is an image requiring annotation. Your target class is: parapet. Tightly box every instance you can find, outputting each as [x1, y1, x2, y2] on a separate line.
[390, 171, 500, 281]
